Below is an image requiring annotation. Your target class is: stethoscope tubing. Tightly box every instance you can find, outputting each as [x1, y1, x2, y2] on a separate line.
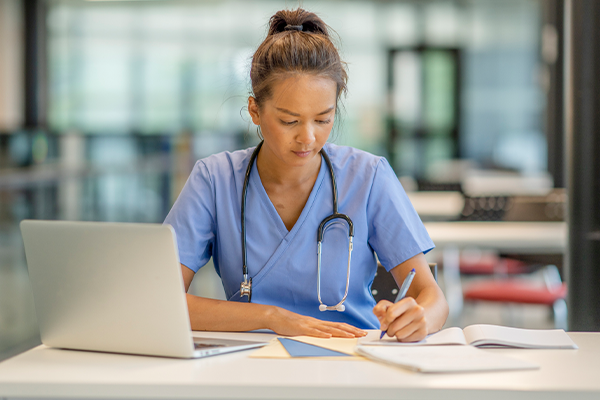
[240, 142, 354, 312]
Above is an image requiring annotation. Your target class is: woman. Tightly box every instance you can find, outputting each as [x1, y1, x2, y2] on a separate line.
[164, 8, 448, 341]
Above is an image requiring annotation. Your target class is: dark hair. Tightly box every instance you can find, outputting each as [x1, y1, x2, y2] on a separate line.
[250, 8, 348, 110]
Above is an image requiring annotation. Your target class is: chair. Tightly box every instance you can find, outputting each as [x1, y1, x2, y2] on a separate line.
[443, 189, 567, 328]
[462, 264, 568, 330]
[458, 252, 530, 276]
[371, 262, 437, 303]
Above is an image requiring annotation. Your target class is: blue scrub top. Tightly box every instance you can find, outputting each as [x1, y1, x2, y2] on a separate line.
[164, 143, 434, 329]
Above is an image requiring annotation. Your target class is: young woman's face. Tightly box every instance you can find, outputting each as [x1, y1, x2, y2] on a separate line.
[248, 74, 337, 168]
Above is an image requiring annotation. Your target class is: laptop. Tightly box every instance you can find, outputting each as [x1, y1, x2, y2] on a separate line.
[20, 220, 268, 359]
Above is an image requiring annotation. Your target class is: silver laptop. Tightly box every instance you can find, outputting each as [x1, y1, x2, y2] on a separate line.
[20, 220, 267, 359]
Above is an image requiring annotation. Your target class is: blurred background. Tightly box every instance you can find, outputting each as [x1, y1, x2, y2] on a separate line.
[2, 0, 596, 360]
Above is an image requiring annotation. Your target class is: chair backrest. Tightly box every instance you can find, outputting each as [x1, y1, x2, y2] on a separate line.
[371, 262, 437, 303]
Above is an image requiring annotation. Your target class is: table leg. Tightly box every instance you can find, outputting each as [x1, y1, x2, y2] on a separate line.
[442, 245, 463, 326]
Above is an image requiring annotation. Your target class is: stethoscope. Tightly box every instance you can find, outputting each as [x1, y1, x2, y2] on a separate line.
[240, 141, 354, 312]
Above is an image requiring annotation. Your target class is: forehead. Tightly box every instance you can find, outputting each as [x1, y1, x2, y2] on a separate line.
[267, 74, 337, 113]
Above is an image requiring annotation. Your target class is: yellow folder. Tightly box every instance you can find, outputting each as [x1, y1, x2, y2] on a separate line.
[250, 334, 375, 360]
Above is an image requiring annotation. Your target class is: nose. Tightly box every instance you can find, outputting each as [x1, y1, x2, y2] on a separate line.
[296, 123, 316, 145]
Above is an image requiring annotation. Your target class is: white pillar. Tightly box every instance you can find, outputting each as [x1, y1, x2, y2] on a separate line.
[58, 134, 85, 220]
[0, 0, 24, 131]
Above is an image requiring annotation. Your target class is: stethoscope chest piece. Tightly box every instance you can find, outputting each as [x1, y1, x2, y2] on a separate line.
[240, 277, 252, 302]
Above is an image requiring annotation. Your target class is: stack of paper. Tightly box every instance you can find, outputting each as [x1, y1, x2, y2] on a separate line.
[355, 345, 539, 373]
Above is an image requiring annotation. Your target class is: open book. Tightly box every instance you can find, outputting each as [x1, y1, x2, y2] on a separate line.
[361, 324, 578, 349]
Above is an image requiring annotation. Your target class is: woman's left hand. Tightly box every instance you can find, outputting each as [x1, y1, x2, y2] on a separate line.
[373, 297, 428, 342]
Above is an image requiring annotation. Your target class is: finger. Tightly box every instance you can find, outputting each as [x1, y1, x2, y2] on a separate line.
[386, 303, 424, 334]
[318, 321, 365, 338]
[394, 319, 427, 342]
[392, 319, 420, 341]
[306, 329, 334, 338]
[399, 324, 428, 343]
[386, 304, 425, 338]
[382, 297, 418, 328]
[373, 301, 395, 331]
[316, 325, 356, 338]
[330, 330, 356, 338]
[324, 322, 367, 337]
[389, 310, 426, 340]
[318, 320, 367, 336]
[373, 300, 393, 319]
[379, 298, 414, 332]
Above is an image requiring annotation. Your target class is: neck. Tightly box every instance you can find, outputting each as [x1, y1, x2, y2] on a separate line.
[256, 144, 322, 187]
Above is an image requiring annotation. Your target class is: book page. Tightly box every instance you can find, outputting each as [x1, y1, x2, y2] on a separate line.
[463, 324, 578, 349]
[359, 327, 468, 346]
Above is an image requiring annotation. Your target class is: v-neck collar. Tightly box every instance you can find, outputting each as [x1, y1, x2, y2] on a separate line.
[250, 151, 327, 239]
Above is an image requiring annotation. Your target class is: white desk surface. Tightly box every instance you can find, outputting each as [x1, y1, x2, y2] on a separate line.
[0, 331, 598, 400]
[407, 191, 464, 219]
[424, 221, 567, 253]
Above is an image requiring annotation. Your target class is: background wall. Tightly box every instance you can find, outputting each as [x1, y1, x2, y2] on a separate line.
[0, 0, 552, 359]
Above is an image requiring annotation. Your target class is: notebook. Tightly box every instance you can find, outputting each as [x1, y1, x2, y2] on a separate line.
[20, 220, 268, 359]
[356, 345, 539, 373]
[362, 324, 578, 349]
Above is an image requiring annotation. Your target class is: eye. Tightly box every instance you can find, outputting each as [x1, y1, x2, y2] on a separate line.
[317, 119, 332, 125]
[280, 120, 297, 126]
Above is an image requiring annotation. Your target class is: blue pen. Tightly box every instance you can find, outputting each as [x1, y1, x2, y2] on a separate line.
[380, 268, 416, 339]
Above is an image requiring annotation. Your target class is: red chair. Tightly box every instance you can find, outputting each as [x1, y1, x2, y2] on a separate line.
[463, 265, 567, 329]
[459, 255, 529, 275]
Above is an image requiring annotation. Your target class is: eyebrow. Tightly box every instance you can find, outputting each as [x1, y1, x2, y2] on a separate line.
[276, 106, 335, 117]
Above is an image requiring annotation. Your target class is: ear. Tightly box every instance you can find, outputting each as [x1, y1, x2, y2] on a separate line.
[248, 96, 261, 126]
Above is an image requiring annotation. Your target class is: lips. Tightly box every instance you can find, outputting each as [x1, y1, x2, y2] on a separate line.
[293, 150, 312, 157]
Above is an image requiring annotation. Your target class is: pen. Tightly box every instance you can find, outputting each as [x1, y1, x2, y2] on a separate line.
[380, 268, 416, 339]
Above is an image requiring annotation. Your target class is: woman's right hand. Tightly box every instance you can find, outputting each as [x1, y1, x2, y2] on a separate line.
[266, 306, 366, 338]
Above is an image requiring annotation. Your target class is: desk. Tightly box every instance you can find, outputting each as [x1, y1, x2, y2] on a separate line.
[407, 191, 464, 220]
[423, 222, 567, 324]
[0, 331, 598, 400]
[423, 221, 567, 254]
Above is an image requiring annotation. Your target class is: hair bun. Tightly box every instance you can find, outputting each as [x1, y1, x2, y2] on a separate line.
[251, 7, 347, 111]
[268, 8, 329, 37]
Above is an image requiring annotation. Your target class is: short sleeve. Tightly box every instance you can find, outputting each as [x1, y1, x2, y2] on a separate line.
[367, 158, 434, 271]
[163, 161, 216, 273]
